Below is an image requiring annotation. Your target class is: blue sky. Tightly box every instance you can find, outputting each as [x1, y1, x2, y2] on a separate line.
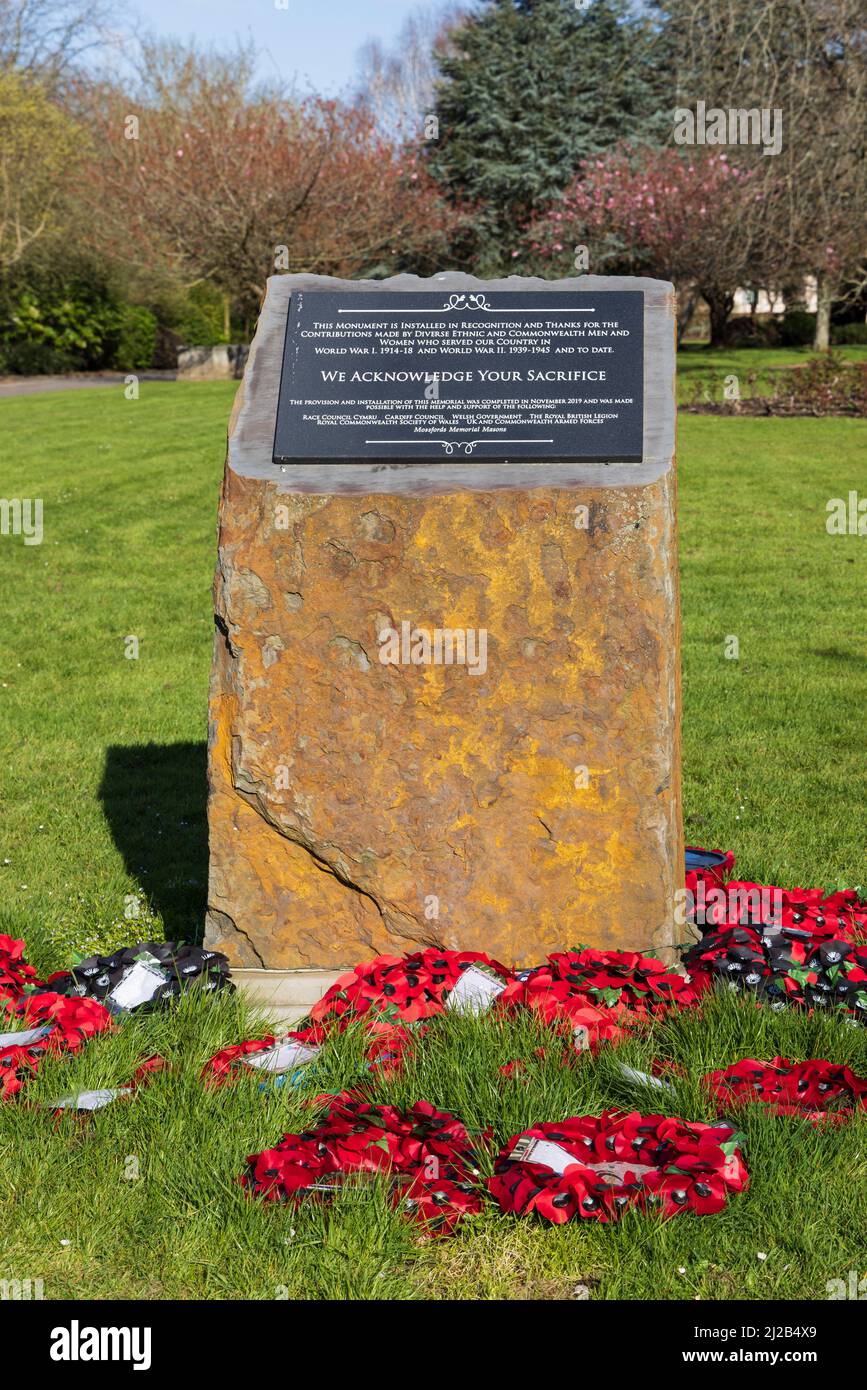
[120, 0, 455, 94]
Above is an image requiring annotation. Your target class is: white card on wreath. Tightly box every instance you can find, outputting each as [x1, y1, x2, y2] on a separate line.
[510, 1136, 582, 1174]
[445, 965, 506, 1015]
[108, 961, 167, 1011]
[0, 1024, 51, 1048]
[242, 1040, 320, 1073]
[52, 1088, 134, 1111]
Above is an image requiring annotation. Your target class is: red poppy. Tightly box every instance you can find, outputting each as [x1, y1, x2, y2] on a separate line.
[398, 1173, 483, 1233]
[203, 1033, 277, 1084]
[0, 934, 41, 1002]
[14, 992, 112, 1052]
[202, 1019, 420, 1088]
[703, 1056, 867, 1122]
[129, 1055, 169, 1088]
[310, 949, 515, 1027]
[364, 1023, 421, 1078]
[489, 1111, 748, 1223]
[499, 1047, 549, 1080]
[0, 992, 113, 1104]
[0, 1042, 44, 1100]
[243, 1089, 484, 1235]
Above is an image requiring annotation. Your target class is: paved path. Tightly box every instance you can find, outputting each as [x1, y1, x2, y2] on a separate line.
[0, 371, 178, 398]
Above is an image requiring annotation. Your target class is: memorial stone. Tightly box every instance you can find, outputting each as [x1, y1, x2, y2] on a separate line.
[205, 273, 681, 979]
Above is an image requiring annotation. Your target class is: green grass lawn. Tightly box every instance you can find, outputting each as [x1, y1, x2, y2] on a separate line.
[677, 343, 867, 404]
[1, 380, 866, 1300]
[1, 987, 866, 1301]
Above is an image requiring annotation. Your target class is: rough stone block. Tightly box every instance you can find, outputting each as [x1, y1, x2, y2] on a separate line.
[205, 273, 681, 970]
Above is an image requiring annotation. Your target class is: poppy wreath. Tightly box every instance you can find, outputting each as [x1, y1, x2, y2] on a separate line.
[778, 887, 867, 938]
[0, 934, 41, 1002]
[703, 1056, 867, 1122]
[310, 948, 519, 1027]
[686, 879, 867, 937]
[41, 941, 233, 1013]
[0, 1042, 45, 1100]
[518, 948, 707, 1050]
[202, 1025, 325, 1087]
[0, 994, 113, 1102]
[202, 1019, 420, 1088]
[685, 845, 736, 899]
[243, 1089, 485, 1234]
[489, 1111, 748, 1224]
[684, 922, 867, 1017]
[13, 992, 113, 1051]
[684, 878, 779, 931]
[682, 847, 867, 940]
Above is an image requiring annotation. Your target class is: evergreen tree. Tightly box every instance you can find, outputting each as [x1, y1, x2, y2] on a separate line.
[425, 0, 666, 272]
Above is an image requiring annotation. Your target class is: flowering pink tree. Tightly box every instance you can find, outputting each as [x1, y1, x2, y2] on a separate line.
[529, 145, 769, 346]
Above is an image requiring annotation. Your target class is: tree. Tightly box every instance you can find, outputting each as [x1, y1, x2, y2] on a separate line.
[82, 42, 463, 318]
[355, 3, 465, 144]
[655, 0, 867, 349]
[425, 0, 666, 271]
[0, 69, 78, 269]
[0, 0, 115, 90]
[529, 145, 767, 344]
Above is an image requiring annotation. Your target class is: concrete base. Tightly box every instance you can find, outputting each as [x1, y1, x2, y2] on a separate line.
[233, 967, 341, 1029]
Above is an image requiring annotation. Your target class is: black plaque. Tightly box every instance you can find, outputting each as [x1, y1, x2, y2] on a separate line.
[273, 289, 644, 463]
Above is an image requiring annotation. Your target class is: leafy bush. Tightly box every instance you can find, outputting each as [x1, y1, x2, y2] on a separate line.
[0, 265, 165, 373]
[174, 284, 228, 347]
[778, 309, 816, 347]
[0, 339, 79, 373]
[0, 275, 120, 371]
[110, 304, 158, 370]
[832, 322, 867, 346]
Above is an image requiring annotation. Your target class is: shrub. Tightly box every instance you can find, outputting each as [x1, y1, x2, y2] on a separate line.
[148, 283, 231, 367]
[174, 284, 228, 348]
[0, 340, 79, 374]
[832, 322, 867, 346]
[110, 304, 158, 370]
[779, 310, 816, 347]
[0, 275, 120, 371]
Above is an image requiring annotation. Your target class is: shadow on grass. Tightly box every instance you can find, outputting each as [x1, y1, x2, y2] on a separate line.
[99, 742, 208, 943]
[810, 647, 867, 666]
